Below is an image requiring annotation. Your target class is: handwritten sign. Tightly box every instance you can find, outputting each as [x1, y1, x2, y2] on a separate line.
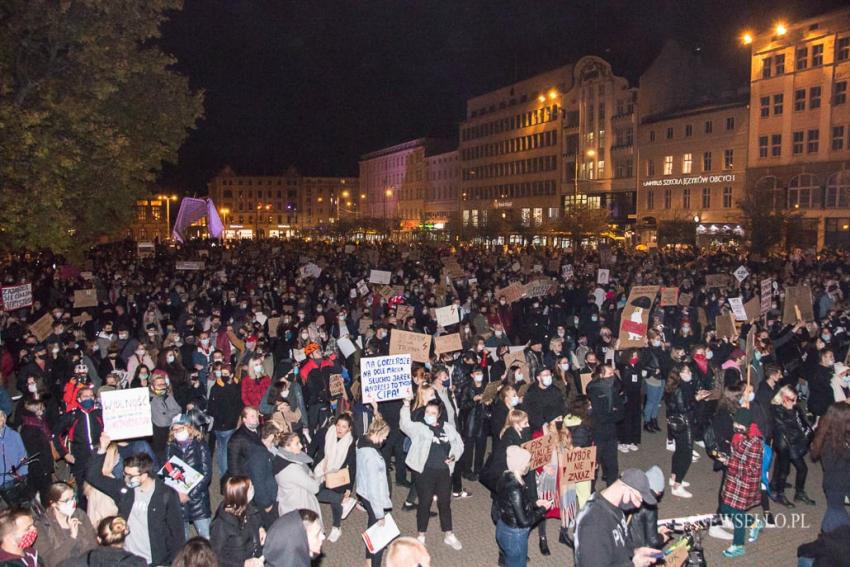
[597, 269, 610, 285]
[175, 261, 205, 271]
[524, 278, 555, 298]
[618, 286, 659, 349]
[705, 274, 729, 288]
[395, 304, 414, 322]
[358, 318, 373, 336]
[579, 372, 593, 395]
[72, 312, 92, 326]
[137, 242, 155, 259]
[29, 313, 54, 342]
[360, 354, 412, 403]
[715, 312, 737, 340]
[389, 329, 431, 363]
[73, 288, 98, 309]
[434, 305, 460, 328]
[434, 333, 463, 355]
[267, 317, 281, 338]
[783, 285, 814, 324]
[299, 263, 322, 279]
[1, 284, 32, 311]
[733, 265, 750, 283]
[729, 297, 748, 321]
[561, 446, 597, 483]
[744, 296, 760, 322]
[100, 387, 153, 441]
[760, 278, 773, 315]
[329, 374, 346, 399]
[678, 292, 693, 307]
[369, 270, 392, 285]
[659, 287, 679, 307]
[495, 282, 525, 304]
[522, 434, 558, 470]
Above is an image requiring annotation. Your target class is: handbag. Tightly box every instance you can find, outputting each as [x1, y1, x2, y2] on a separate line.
[325, 467, 350, 489]
[666, 415, 688, 434]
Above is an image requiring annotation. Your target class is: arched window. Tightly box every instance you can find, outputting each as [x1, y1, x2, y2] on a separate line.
[788, 173, 821, 209]
[755, 175, 784, 210]
[826, 171, 850, 208]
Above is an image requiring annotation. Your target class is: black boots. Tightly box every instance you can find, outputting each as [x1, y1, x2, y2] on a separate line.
[559, 526, 573, 548]
[795, 491, 816, 505]
[539, 536, 551, 556]
[643, 419, 661, 433]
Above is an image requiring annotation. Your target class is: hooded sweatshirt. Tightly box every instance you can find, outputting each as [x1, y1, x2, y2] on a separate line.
[263, 511, 311, 567]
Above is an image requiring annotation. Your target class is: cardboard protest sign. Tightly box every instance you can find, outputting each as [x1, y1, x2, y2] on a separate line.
[434, 333, 463, 355]
[678, 292, 693, 307]
[395, 304, 414, 322]
[29, 313, 54, 342]
[562, 264, 574, 280]
[175, 261, 205, 271]
[73, 289, 98, 309]
[715, 312, 737, 340]
[705, 274, 729, 288]
[376, 285, 395, 302]
[783, 285, 814, 324]
[597, 269, 610, 285]
[358, 318, 373, 335]
[357, 280, 370, 297]
[1, 284, 32, 311]
[100, 387, 153, 441]
[481, 381, 502, 404]
[560, 446, 597, 483]
[389, 329, 431, 363]
[522, 434, 558, 470]
[337, 337, 356, 358]
[617, 286, 659, 349]
[579, 373, 593, 395]
[329, 374, 347, 399]
[72, 312, 92, 326]
[159, 455, 204, 495]
[524, 278, 555, 298]
[267, 317, 281, 338]
[760, 278, 773, 315]
[733, 265, 750, 283]
[434, 305, 460, 328]
[495, 282, 525, 304]
[503, 350, 527, 371]
[360, 354, 412, 403]
[744, 296, 761, 322]
[659, 287, 679, 307]
[729, 297, 748, 321]
[369, 270, 392, 285]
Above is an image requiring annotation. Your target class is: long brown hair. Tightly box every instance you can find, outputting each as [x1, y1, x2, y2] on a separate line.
[665, 363, 689, 395]
[223, 476, 252, 519]
[811, 403, 850, 461]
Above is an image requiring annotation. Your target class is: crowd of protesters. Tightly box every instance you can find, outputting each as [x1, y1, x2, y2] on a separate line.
[0, 238, 848, 566]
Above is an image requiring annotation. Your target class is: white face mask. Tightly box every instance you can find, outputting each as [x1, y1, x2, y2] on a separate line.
[494, 330, 504, 337]
[541, 375, 553, 387]
[200, 338, 210, 346]
[559, 363, 569, 372]
[57, 500, 76, 517]
[515, 373, 524, 382]
[424, 414, 437, 426]
[681, 372, 693, 382]
[473, 374, 483, 383]
[247, 487, 255, 502]
[510, 396, 520, 407]
[706, 350, 714, 360]
[254, 365, 264, 374]
[174, 430, 190, 443]
[166, 354, 175, 363]
[27, 384, 38, 393]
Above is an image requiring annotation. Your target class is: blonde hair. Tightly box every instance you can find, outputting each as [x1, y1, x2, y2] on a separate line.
[386, 536, 430, 567]
[168, 423, 202, 443]
[413, 383, 435, 411]
[500, 409, 528, 439]
[771, 385, 797, 406]
[367, 416, 390, 440]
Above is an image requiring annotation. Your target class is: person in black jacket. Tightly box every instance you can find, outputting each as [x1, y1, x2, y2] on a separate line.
[18, 398, 53, 503]
[627, 466, 667, 550]
[209, 476, 265, 567]
[207, 364, 244, 477]
[247, 423, 282, 528]
[494, 445, 551, 567]
[665, 363, 707, 499]
[53, 386, 102, 507]
[808, 350, 837, 420]
[523, 368, 565, 432]
[166, 414, 213, 539]
[86, 433, 185, 567]
[769, 385, 815, 507]
[586, 364, 624, 486]
[458, 368, 488, 481]
[226, 407, 262, 480]
[617, 350, 644, 452]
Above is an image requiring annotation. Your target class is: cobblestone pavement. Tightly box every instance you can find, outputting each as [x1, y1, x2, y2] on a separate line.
[307, 430, 828, 567]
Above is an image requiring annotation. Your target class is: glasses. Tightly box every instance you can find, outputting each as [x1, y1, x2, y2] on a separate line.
[58, 496, 76, 504]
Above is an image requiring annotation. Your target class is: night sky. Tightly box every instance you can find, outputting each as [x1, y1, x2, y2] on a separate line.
[157, 0, 845, 194]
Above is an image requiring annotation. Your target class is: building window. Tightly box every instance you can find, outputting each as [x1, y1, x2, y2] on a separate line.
[834, 126, 846, 151]
[775, 53, 785, 75]
[812, 44, 823, 67]
[702, 187, 711, 208]
[723, 186, 732, 208]
[704, 120, 713, 134]
[772, 134, 782, 157]
[649, 130, 656, 142]
[703, 151, 712, 171]
[826, 172, 850, 208]
[793, 131, 804, 154]
[762, 57, 772, 79]
[759, 136, 769, 158]
[685, 124, 693, 137]
[810, 86, 822, 109]
[760, 96, 770, 117]
[663, 155, 673, 175]
[682, 188, 691, 209]
[835, 81, 848, 105]
[682, 153, 693, 174]
[796, 46, 808, 70]
[774, 93, 784, 115]
[839, 37, 850, 61]
[646, 190, 655, 210]
[666, 127, 674, 139]
[532, 208, 543, 226]
[726, 117, 735, 130]
[597, 160, 605, 178]
[807, 129, 820, 153]
[723, 149, 734, 169]
[664, 188, 672, 209]
[794, 89, 806, 111]
[646, 160, 655, 176]
[789, 173, 820, 209]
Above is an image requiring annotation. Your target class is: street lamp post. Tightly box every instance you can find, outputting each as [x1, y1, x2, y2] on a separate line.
[157, 194, 177, 239]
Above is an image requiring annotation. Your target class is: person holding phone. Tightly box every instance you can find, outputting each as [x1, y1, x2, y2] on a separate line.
[665, 363, 706, 498]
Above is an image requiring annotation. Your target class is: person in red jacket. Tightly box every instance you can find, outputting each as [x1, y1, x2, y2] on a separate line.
[241, 354, 270, 408]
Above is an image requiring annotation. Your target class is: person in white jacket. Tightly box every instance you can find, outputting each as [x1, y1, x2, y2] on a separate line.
[400, 396, 465, 550]
[355, 416, 392, 567]
[273, 432, 321, 524]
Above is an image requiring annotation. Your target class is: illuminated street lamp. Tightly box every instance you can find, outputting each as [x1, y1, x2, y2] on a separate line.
[741, 32, 753, 45]
[156, 194, 178, 239]
[384, 188, 393, 219]
[775, 23, 787, 36]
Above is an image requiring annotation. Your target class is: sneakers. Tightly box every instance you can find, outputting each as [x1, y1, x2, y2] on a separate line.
[618, 444, 631, 453]
[666, 439, 676, 452]
[671, 484, 693, 498]
[691, 450, 700, 460]
[444, 533, 463, 550]
[327, 527, 341, 543]
[402, 501, 417, 512]
[627, 444, 639, 451]
[695, 440, 706, 449]
[721, 516, 734, 530]
[708, 525, 733, 540]
[668, 478, 690, 488]
[452, 490, 471, 499]
[748, 518, 765, 543]
[341, 497, 357, 520]
[417, 534, 426, 544]
[795, 491, 816, 505]
[722, 545, 746, 558]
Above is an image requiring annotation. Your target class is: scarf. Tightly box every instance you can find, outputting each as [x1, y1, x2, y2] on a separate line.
[279, 448, 313, 465]
[315, 427, 352, 475]
[693, 354, 709, 375]
[21, 415, 51, 440]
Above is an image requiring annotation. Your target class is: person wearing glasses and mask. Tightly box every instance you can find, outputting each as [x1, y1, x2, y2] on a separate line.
[33, 482, 97, 566]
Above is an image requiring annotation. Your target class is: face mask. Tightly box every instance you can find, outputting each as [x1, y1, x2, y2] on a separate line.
[515, 373, 524, 382]
[591, 315, 598, 322]
[52, 347, 60, 355]
[253, 365, 264, 374]
[79, 399, 95, 410]
[139, 374, 149, 381]
[119, 333, 129, 340]
[424, 415, 437, 426]
[510, 396, 520, 407]
[126, 477, 142, 489]
[822, 334, 831, 342]
[754, 351, 762, 361]
[300, 333, 309, 340]
[557, 330, 565, 337]
[681, 373, 693, 382]
[706, 350, 714, 360]
[559, 363, 569, 372]
[442, 379, 450, 388]
[135, 351, 146, 358]
[495, 330, 504, 337]
[166, 354, 175, 363]
[27, 384, 37, 393]
[57, 500, 76, 517]
[200, 339, 210, 346]
[18, 527, 38, 549]
[541, 375, 552, 387]
[747, 392, 755, 403]
[280, 389, 290, 398]
[245, 422, 259, 432]
[174, 430, 190, 443]
[247, 487, 255, 502]
[473, 374, 483, 383]
[651, 339, 661, 347]
[214, 370, 222, 378]
[499, 300, 506, 306]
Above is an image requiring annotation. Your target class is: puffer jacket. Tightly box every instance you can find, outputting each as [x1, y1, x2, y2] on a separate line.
[495, 471, 547, 528]
[772, 404, 812, 460]
[166, 439, 212, 521]
[209, 503, 264, 567]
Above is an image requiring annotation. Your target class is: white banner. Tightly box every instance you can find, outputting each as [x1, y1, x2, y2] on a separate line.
[361, 354, 412, 403]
